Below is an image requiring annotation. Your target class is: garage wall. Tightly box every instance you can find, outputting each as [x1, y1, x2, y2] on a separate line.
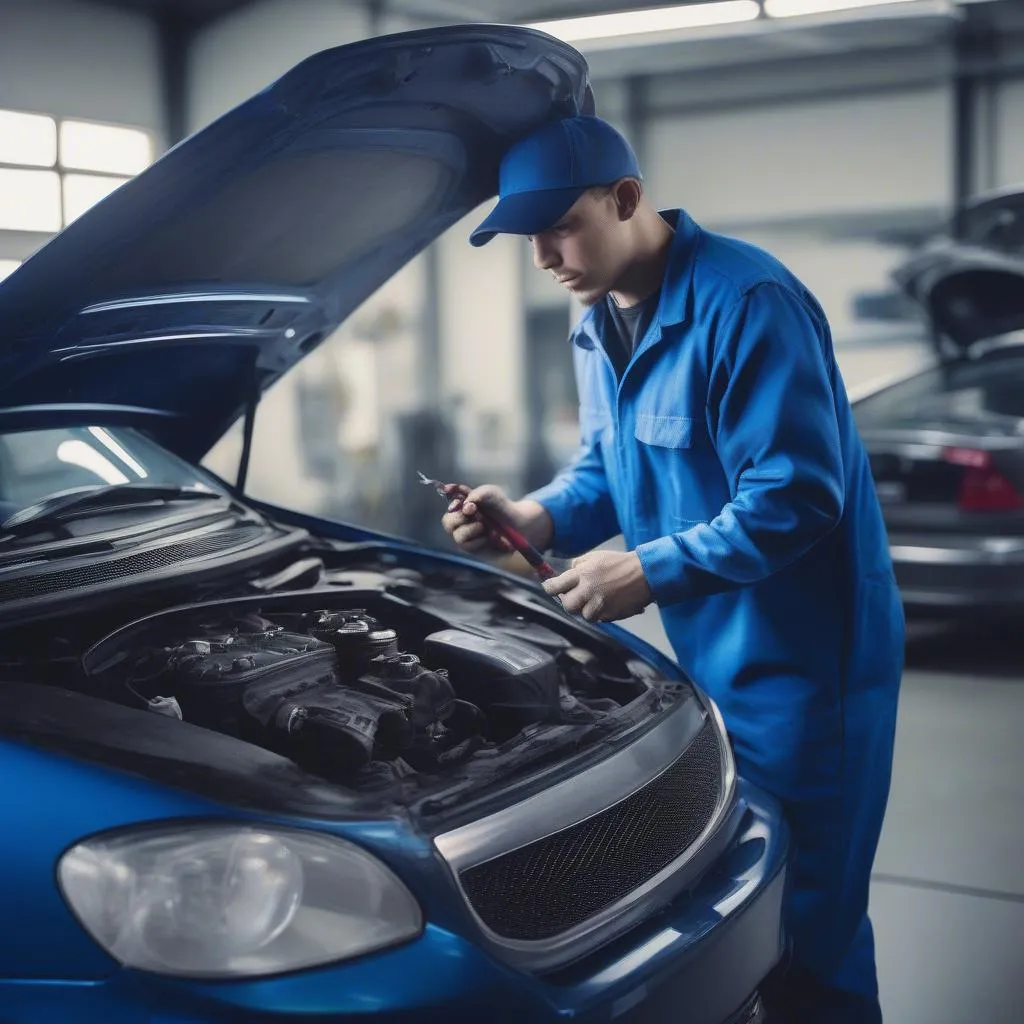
[438, 209, 527, 483]
[632, 82, 951, 339]
[186, 0, 372, 132]
[994, 78, 1024, 190]
[0, 0, 163, 271]
[646, 88, 951, 223]
[0, 0, 162, 136]
[185, 0, 439, 132]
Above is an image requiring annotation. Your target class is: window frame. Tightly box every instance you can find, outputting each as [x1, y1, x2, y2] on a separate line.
[0, 108, 154, 278]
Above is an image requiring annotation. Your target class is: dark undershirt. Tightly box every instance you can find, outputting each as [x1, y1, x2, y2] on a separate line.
[605, 288, 660, 379]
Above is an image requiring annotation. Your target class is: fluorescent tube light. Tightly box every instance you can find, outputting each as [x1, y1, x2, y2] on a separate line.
[528, 2, 761, 43]
[764, 0, 922, 17]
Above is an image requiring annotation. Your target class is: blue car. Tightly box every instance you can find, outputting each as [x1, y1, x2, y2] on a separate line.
[0, 25, 788, 1024]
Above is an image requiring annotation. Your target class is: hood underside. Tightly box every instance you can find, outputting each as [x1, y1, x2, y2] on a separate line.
[0, 26, 593, 462]
[893, 242, 1024, 355]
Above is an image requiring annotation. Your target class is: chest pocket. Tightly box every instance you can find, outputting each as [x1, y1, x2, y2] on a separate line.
[632, 410, 726, 530]
[633, 414, 692, 449]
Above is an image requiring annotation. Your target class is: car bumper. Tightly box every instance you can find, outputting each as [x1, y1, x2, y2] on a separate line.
[0, 781, 788, 1024]
[889, 533, 1024, 613]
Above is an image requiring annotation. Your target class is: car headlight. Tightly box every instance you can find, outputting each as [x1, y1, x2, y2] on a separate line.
[57, 823, 423, 978]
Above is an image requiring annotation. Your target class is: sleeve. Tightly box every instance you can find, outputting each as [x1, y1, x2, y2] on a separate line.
[634, 281, 845, 605]
[524, 416, 621, 558]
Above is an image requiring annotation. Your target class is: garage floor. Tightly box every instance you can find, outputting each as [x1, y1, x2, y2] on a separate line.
[619, 609, 1024, 1023]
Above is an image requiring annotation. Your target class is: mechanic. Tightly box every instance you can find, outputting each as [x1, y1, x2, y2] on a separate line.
[440, 115, 904, 1024]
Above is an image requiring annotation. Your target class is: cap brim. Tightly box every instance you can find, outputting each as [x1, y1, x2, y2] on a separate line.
[469, 186, 588, 247]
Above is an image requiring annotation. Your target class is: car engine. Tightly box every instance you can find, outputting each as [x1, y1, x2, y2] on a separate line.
[3, 552, 683, 798]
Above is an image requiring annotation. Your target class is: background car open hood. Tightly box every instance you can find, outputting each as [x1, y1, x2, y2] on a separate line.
[893, 244, 1024, 356]
[946, 186, 1024, 255]
[0, 25, 593, 462]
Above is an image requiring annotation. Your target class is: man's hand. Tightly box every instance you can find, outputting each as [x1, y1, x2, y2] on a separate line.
[542, 550, 653, 623]
[440, 483, 553, 555]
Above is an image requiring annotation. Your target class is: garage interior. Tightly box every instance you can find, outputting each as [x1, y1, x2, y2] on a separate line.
[1, 0, 1022, 1020]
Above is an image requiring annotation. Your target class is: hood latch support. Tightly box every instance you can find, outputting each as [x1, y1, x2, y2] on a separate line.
[235, 362, 260, 495]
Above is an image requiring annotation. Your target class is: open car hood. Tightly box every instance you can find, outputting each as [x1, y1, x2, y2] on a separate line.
[0, 26, 593, 462]
[947, 185, 1024, 254]
[893, 243, 1024, 357]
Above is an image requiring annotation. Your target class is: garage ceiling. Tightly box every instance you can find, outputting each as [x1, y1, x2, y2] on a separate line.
[382, 0, 715, 21]
[90, 0, 254, 25]
[89, 0, 727, 28]
[87, 0, 1019, 28]
[85, 0, 1022, 84]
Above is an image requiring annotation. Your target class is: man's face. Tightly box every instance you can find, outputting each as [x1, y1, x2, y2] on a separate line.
[529, 185, 633, 307]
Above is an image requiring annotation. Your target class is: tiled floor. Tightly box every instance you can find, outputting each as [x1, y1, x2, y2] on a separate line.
[617, 607, 1024, 1023]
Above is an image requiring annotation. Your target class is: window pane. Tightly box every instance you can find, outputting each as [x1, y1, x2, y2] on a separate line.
[63, 173, 128, 225]
[0, 259, 22, 283]
[0, 168, 61, 231]
[60, 120, 151, 175]
[0, 427, 224, 512]
[0, 109, 57, 167]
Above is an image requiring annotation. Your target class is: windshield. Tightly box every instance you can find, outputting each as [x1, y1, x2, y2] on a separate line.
[854, 350, 1024, 431]
[0, 426, 226, 521]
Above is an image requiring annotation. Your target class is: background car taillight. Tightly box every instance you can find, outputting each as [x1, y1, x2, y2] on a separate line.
[942, 447, 1024, 513]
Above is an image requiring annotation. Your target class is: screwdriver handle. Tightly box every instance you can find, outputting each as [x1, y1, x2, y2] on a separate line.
[473, 505, 558, 580]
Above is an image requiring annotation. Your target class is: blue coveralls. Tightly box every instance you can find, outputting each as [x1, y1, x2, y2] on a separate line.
[527, 210, 904, 1019]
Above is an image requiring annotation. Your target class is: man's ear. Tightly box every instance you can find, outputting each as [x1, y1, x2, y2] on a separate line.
[612, 178, 643, 222]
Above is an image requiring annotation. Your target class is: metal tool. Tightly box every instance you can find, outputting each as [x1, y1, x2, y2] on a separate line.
[417, 471, 558, 581]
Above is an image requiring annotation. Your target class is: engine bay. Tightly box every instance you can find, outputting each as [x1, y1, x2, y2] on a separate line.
[1, 548, 687, 802]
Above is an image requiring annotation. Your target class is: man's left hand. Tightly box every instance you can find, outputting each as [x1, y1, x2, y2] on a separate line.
[542, 550, 653, 622]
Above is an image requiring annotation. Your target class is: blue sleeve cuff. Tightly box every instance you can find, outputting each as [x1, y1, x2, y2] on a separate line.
[525, 482, 621, 558]
[522, 482, 584, 558]
[635, 534, 692, 605]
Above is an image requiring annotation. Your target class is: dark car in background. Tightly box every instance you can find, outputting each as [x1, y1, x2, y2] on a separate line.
[854, 219, 1024, 616]
[0, 25, 786, 1024]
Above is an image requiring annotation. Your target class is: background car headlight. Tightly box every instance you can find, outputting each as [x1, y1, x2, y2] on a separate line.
[57, 823, 423, 978]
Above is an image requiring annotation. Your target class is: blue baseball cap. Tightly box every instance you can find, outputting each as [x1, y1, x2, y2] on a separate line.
[470, 115, 641, 247]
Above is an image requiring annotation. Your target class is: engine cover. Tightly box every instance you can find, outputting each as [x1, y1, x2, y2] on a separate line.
[423, 628, 561, 734]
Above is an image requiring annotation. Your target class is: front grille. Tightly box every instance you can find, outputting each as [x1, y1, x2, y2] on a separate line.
[459, 718, 723, 942]
[0, 524, 268, 603]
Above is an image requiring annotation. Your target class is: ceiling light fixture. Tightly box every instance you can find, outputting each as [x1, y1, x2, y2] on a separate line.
[763, 0, 923, 17]
[527, 1, 761, 44]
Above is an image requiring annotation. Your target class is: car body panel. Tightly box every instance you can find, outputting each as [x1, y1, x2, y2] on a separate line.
[0, 25, 594, 463]
[892, 213, 1024, 354]
[898, 253, 1024, 352]
[0, 501, 789, 1018]
[885, 532, 1024, 613]
[0, 777, 787, 1024]
[858, 241, 1024, 613]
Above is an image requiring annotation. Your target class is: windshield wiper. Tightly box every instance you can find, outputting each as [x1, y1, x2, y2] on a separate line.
[1, 483, 226, 535]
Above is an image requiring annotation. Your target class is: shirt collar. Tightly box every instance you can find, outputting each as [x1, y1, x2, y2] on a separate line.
[573, 208, 699, 350]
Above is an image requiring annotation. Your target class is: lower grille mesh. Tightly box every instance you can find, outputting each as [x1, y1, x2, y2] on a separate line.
[459, 718, 723, 942]
[0, 525, 268, 603]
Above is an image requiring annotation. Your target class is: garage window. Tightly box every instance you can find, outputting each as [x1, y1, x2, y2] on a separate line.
[0, 108, 153, 272]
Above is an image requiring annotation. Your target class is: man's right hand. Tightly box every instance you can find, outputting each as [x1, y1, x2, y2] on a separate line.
[440, 483, 553, 555]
